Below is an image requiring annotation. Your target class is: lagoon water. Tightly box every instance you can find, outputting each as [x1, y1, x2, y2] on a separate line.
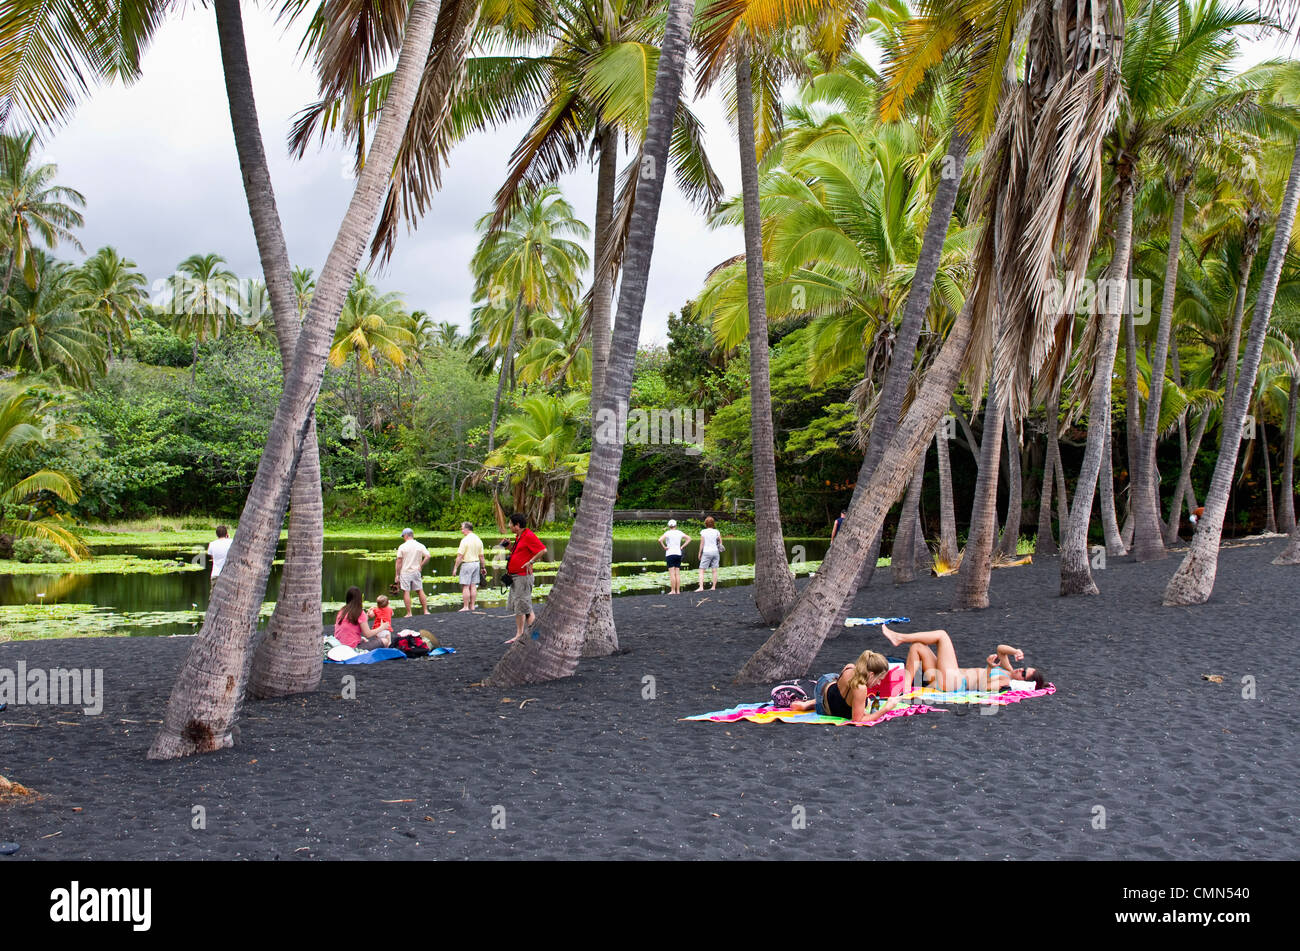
[0, 533, 830, 638]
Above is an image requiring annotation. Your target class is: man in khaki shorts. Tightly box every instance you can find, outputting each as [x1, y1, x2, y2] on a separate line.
[451, 521, 484, 612]
[395, 528, 431, 616]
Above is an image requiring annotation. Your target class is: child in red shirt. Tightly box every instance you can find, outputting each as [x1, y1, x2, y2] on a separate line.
[368, 595, 394, 633]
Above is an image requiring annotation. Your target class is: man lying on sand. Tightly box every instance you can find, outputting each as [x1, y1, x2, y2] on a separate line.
[881, 624, 1047, 692]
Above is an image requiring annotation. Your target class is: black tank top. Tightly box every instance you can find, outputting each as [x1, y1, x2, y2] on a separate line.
[825, 681, 852, 718]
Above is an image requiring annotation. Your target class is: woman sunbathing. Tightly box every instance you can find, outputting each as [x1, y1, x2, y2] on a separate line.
[788, 650, 907, 723]
[334, 586, 393, 651]
[881, 624, 1046, 692]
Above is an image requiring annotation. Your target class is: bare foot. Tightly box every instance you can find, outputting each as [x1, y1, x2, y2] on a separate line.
[696, 586, 705, 592]
[503, 636, 519, 644]
[881, 623, 902, 646]
[458, 607, 470, 612]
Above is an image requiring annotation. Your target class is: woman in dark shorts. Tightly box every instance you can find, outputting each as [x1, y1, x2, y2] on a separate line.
[788, 650, 905, 723]
[658, 519, 691, 595]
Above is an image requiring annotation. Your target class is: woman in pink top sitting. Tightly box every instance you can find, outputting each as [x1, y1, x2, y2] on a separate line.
[334, 586, 392, 651]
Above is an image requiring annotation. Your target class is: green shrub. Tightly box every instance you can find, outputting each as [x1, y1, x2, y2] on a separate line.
[11, 537, 72, 564]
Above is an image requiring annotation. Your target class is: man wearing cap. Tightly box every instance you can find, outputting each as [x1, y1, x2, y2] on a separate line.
[658, 518, 691, 595]
[395, 528, 431, 616]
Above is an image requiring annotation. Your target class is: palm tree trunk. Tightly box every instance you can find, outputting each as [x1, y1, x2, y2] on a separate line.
[488, 294, 524, 455]
[891, 454, 925, 583]
[1222, 211, 1261, 415]
[1262, 415, 1277, 534]
[737, 295, 975, 682]
[1100, 403, 1126, 555]
[149, 0, 442, 759]
[1133, 177, 1189, 560]
[996, 411, 1022, 557]
[1165, 136, 1300, 605]
[211, 0, 324, 701]
[1281, 376, 1297, 532]
[1036, 401, 1058, 556]
[735, 47, 796, 624]
[1061, 165, 1136, 595]
[936, 429, 960, 566]
[583, 123, 620, 658]
[487, 0, 695, 687]
[355, 356, 374, 489]
[955, 378, 1005, 609]
[1165, 406, 1210, 544]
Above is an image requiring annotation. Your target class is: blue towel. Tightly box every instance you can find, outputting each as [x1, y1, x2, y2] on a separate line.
[844, 616, 910, 627]
[324, 648, 407, 665]
[430, 647, 456, 656]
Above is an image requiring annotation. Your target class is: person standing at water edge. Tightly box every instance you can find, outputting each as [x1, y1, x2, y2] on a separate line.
[504, 512, 546, 644]
[659, 519, 691, 595]
[452, 521, 485, 612]
[395, 528, 431, 616]
[697, 516, 724, 591]
[207, 525, 232, 581]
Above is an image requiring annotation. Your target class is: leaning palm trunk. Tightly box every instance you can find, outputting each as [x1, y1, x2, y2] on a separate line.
[891, 455, 926, 583]
[486, 0, 694, 686]
[582, 125, 621, 658]
[1132, 176, 1190, 561]
[954, 379, 1005, 609]
[149, 0, 442, 759]
[1165, 137, 1300, 605]
[737, 297, 974, 682]
[936, 429, 960, 565]
[996, 411, 1022, 557]
[1223, 209, 1262, 414]
[211, 0, 323, 701]
[827, 130, 973, 626]
[1061, 169, 1136, 595]
[735, 48, 796, 624]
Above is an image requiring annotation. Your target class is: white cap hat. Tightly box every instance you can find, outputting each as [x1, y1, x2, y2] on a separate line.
[667, 519, 677, 527]
[401, 528, 414, 537]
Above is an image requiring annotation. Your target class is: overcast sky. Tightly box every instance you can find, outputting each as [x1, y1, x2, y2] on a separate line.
[41, 7, 1293, 348]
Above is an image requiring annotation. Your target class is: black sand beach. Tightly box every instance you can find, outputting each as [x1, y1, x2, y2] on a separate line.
[2, 539, 1297, 861]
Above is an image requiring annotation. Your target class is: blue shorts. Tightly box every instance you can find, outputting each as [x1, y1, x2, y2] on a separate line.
[813, 673, 838, 716]
[666, 554, 682, 568]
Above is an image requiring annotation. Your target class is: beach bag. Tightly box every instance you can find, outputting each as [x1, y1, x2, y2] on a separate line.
[393, 631, 437, 658]
[769, 680, 808, 709]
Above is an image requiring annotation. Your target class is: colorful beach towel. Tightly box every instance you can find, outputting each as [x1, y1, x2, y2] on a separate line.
[897, 683, 1056, 705]
[683, 700, 944, 727]
[844, 616, 910, 627]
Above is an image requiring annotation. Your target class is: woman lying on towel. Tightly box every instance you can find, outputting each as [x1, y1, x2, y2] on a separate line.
[881, 624, 1046, 692]
[334, 586, 393, 651]
[788, 650, 906, 723]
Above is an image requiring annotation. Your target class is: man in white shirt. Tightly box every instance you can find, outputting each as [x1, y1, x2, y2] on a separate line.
[207, 525, 233, 582]
[395, 528, 431, 616]
[451, 521, 485, 612]
[658, 518, 691, 595]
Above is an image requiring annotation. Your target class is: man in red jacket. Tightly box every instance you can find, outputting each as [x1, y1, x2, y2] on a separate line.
[504, 512, 547, 644]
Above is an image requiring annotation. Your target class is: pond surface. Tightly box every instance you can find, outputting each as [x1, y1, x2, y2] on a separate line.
[0, 533, 830, 639]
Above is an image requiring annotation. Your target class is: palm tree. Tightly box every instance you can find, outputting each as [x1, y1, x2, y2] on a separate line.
[485, 390, 590, 525]
[2, 250, 104, 386]
[149, 0, 443, 758]
[0, 132, 85, 298]
[471, 184, 590, 455]
[0, 381, 87, 559]
[73, 245, 147, 359]
[169, 252, 237, 383]
[737, 0, 1127, 678]
[328, 273, 415, 488]
[488, 0, 696, 687]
